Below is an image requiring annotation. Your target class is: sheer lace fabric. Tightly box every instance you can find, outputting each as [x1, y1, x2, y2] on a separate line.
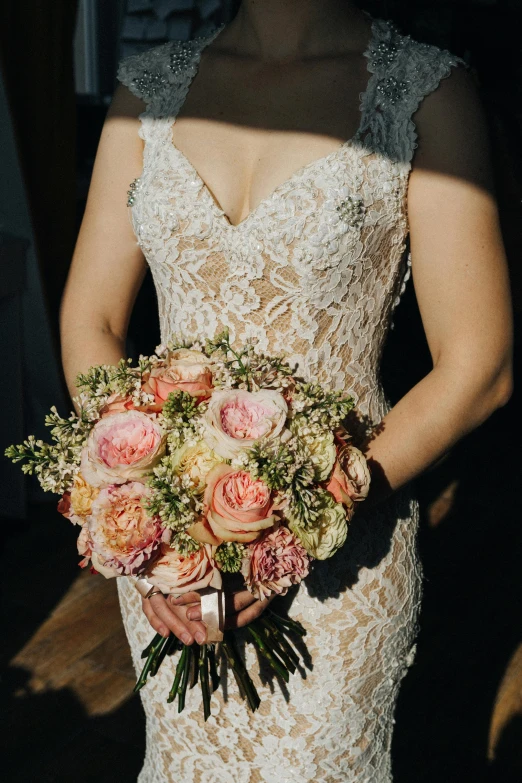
[117, 17, 464, 782]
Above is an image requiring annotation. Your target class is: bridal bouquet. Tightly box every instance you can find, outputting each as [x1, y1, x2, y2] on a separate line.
[5, 330, 370, 718]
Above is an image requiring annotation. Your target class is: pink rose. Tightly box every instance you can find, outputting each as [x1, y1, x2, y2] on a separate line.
[143, 349, 213, 405]
[203, 389, 288, 459]
[146, 542, 222, 595]
[80, 410, 165, 487]
[86, 481, 166, 577]
[326, 445, 370, 510]
[99, 392, 137, 418]
[243, 526, 311, 600]
[204, 464, 277, 544]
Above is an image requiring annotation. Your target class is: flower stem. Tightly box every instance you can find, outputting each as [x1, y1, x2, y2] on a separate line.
[190, 643, 200, 689]
[199, 644, 211, 721]
[141, 632, 164, 660]
[222, 634, 260, 712]
[246, 622, 289, 683]
[268, 609, 307, 637]
[208, 644, 221, 692]
[151, 634, 178, 677]
[167, 645, 187, 704]
[178, 644, 192, 713]
[134, 634, 166, 692]
[260, 617, 299, 669]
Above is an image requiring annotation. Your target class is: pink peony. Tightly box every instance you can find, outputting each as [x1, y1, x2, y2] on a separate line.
[143, 349, 213, 406]
[80, 410, 165, 487]
[204, 464, 276, 544]
[86, 481, 166, 577]
[146, 542, 222, 595]
[243, 526, 311, 600]
[202, 389, 288, 459]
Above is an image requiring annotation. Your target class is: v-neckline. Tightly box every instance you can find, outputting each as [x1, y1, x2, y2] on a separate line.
[168, 16, 381, 230]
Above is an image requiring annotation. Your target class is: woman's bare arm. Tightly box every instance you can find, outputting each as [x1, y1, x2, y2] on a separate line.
[364, 66, 513, 503]
[60, 85, 209, 645]
[60, 85, 147, 399]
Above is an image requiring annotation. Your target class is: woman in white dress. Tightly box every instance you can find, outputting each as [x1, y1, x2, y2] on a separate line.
[60, 1, 513, 780]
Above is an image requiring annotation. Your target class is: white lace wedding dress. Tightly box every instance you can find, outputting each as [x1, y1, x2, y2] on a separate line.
[116, 16, 464, 783]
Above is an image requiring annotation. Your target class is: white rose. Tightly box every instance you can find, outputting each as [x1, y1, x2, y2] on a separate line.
[288, 496, 347, 560]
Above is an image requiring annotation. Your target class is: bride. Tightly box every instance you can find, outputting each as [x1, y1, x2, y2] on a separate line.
[60, 1, 513, 780]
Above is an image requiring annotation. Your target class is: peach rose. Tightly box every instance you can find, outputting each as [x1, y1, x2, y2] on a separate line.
[143, 349, 213, 405]
[146, 542, 222, 595]
[327, 444, 371, 505]
[204, 464, 276, 544]
[99, 392, 137, 418]
[77, 523, 93, 568]
[80, 410, 166, 487]
[243, 525, 311, 600]
[202, 389, 288, 459]
[87, 481, 166, 577]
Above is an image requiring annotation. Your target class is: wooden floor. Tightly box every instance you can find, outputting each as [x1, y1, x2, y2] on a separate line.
[1, 506, 145, 783]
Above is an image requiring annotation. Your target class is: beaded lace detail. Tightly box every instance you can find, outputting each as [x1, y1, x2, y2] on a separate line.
[117, 17, 464, 783]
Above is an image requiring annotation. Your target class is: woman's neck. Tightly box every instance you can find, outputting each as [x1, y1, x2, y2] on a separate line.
[221, 0, 370, 61]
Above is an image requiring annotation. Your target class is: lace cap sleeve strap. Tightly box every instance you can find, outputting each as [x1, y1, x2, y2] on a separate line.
[116, 27, 223, 116]
[361, 18, 468, 163]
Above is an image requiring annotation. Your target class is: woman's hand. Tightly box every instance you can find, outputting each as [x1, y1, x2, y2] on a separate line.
[172, 589, 275, 630]
[141, 593, 209, 645]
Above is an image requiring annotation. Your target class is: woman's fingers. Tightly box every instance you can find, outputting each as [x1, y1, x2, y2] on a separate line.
[168, 591, 201, 607]
[141, 596, 170, 637]
[144, 595, 208, 645]
[185, 589, 257, 622]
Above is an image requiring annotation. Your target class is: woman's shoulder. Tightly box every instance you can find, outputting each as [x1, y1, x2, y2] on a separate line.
[370, 16, 467, 90]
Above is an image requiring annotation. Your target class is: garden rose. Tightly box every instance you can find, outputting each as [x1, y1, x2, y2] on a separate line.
[143, 349, 213, 404]
[204, 464, 277, 543]
[328, 444, 371, 503]
[146, 542, 222, 595]
[289, 496, 348, 560]
[70, 473, 99, 516]
[203, 389, 288, 459]
[99, 392, 136, 418]
[87, 481, 166, 576]
[171, 440, 223, 494]
[243, 526, 311, 600]
[77, 523, 93, 568]
[80, 410, 166, 487]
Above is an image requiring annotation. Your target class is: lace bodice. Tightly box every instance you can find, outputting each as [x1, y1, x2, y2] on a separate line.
[116, 18, 465, 783]
[118, 17, 464, 424]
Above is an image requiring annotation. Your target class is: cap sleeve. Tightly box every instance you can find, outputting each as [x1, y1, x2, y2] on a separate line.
[360, 19, 468, 163]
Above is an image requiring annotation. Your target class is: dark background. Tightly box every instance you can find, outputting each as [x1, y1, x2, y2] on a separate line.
[0, 1, 521, 781]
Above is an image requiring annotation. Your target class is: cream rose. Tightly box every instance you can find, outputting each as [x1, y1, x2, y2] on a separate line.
[143, 349, 213, 404]
[146, 542, 222, 595]
[202, 389, 288, 459]
[288, 496, 348, 560]
[304, 430, 337, 482]
[204, 464, 277, 544]
[80, 410, 166, 487]
[70, 473, 99, 516]
[171, 440, 223, 494]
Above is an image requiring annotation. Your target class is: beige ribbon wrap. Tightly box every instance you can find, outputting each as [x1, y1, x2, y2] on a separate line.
[199, 587, 225, 642]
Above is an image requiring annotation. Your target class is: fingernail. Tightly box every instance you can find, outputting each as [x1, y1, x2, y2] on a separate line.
[187, 610, 201, 621]
[161, 629, 169, 638]
[181, 633, 192, 645]
[195, 631, 206, 644]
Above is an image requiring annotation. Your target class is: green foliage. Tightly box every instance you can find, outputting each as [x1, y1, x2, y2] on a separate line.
[215, 542, 246, 573]
[170, 531, 202, 556]
[145, 457, 199, 532]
